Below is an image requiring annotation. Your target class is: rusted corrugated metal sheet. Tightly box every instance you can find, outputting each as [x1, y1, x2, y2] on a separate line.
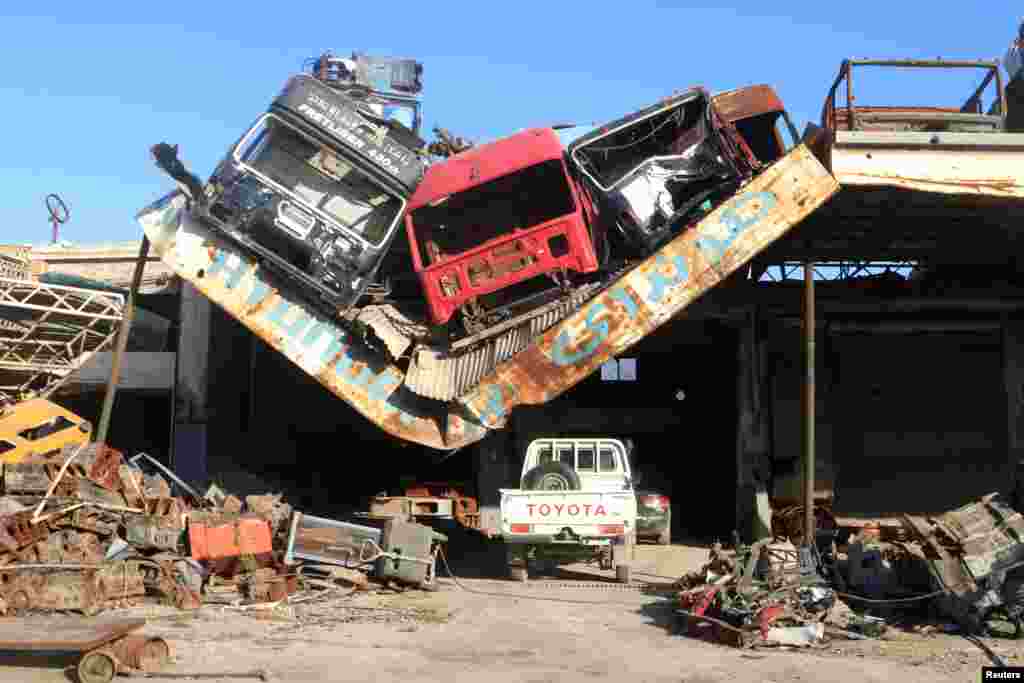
[712, 84, 785, 124]
[454, 145, 839, 431]
[138, 144, 836, 451]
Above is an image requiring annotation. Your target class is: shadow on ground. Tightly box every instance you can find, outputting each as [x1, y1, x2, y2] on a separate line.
[0, 651, 80, 683]
[427, 521, 510, 580]
[639, 600, 681, 636]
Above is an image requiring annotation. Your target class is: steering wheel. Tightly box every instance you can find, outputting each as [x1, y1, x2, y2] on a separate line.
[45, 193, 69, 224]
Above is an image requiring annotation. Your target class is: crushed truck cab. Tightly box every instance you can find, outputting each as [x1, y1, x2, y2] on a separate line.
[499, 437, 638, 580]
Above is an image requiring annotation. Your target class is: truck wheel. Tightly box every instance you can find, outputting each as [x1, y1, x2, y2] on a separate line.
[522, 462, 581, 491]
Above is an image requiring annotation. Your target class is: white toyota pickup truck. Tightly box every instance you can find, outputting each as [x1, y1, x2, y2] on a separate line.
[499, 437, 638, 580]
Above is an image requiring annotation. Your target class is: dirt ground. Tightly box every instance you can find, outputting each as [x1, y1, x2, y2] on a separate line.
[0, 542, 1017, 683]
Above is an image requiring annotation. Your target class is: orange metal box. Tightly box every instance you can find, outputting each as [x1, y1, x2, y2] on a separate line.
[188, 514, 272, 561]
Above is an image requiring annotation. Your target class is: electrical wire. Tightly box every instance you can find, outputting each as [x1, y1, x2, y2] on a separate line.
[582, 110, 684, 153]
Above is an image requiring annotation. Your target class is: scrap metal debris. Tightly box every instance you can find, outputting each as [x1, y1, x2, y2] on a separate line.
[675, 537, 836, 648]
[676, 489, 1024, 650]
[0, 442, 446, 619]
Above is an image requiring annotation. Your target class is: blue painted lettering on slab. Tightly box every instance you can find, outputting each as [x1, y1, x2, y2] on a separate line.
[607, 286, 639, 320]
[266, 299, 311, 340]
[245, 280, 271, 307]
[696, 191, 777, 265]
[381, 399, 419, 426]
[205, 251, 248, 290]
[644, 254, 690, 305]
[205, 247, 403, 409]
[552, 302, 610, 367]
[477, 383, 516, 425]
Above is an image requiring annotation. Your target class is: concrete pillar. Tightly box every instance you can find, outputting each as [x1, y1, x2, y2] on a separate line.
[475, 428, 515, 535]
[1003, 320, 1024, 510]
[171, 281, 211, 487]
[735, 312, 773, 542]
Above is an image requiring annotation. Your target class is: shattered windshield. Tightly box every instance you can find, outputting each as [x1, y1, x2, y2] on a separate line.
[571, 93, 720, 191]
[235, 115, 403, 246]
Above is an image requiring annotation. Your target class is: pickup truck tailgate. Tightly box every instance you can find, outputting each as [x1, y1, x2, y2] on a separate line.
[499, 490, 634, 540]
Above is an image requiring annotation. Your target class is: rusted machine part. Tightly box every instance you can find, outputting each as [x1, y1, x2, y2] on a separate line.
[0, 562, 147, 615]
[427, 127, 473, 158]
[77, 649, 118, 683]
[71, 442, 128, 492]
[100, 634, 172, 672]
[677, 609, 750, 647]
[402, 483, 481, 530]
[771, 504, 836, 545]
[0, 510, 51, 553]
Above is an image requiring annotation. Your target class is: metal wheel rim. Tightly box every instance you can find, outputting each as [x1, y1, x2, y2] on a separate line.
[78, 651, 116, 683]
[138, 638, 171, 671]
[538, 473, 571, 491]
[45, 193, 69, 223]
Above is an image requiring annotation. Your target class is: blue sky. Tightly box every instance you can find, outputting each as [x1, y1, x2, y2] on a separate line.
[0, 2, 1019, 246]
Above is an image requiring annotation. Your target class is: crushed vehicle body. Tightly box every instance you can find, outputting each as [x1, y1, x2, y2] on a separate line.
[138, 68, 838, 450]
[399, 127, 607, 399]
[307, 51, 424, 136]
[567, 86, 760, 253]
[138, 139, 837, 449]
[811, 58, 1024, 198]
[191, 73, 426, 314]
[712, 84, 800, 166]
[394, 85, 791, 401]
[902, 492, 1024, 634]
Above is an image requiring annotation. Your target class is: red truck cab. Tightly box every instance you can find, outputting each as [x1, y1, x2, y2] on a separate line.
[404, 128, 601, 332]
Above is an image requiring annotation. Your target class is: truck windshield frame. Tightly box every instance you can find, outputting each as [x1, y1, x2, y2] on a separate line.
[231, 113, 405, 249]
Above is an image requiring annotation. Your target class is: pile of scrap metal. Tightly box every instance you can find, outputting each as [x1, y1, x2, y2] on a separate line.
[680, 489, 1024, 648]
[901, 492, 1024, 635]
[675, 536, 837, 648]
[0, 442, 447, 616]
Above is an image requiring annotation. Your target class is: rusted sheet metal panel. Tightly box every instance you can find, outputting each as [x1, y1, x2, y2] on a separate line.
[926, 492, 1024, 580]
[0, 617, 145, 651]
[135, 195, 487, 451]
[455, 145, 839, 428]
[712, 84, 785, 123]
[831, 131, 1024, 198]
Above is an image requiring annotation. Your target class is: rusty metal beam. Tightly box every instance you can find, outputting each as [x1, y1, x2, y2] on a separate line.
[803, 262, 816, 545]
[94, 238, 149, 445]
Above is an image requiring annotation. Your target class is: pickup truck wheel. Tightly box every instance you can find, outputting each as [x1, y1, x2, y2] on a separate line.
[522, 462, 581, 491]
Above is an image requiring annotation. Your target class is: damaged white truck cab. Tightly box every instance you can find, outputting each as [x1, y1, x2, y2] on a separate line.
[499, 437, 638, 580]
